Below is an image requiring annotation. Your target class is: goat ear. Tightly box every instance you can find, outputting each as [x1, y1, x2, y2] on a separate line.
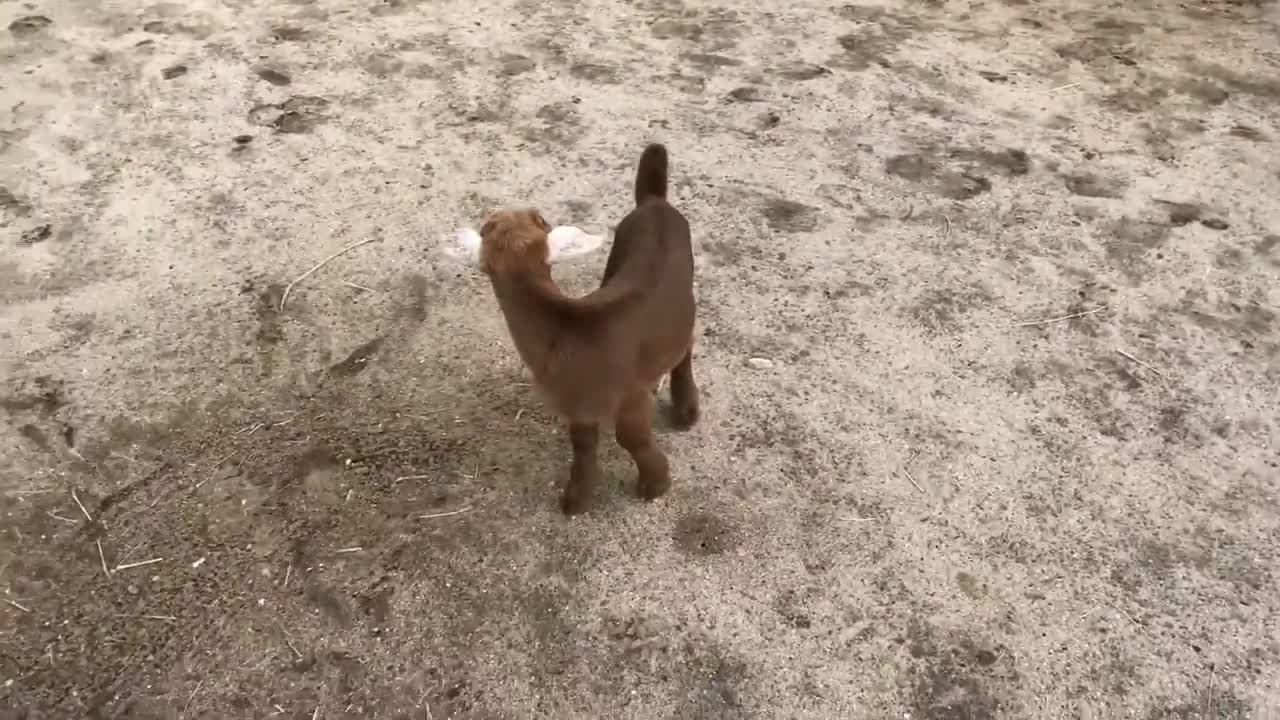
[546, 225, 605, 263]
[442, 226, 483, 265]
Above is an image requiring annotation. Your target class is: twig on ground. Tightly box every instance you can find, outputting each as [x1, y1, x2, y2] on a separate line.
[96, 540, 111, 577]
[514, 408, 525, 421]
[279, 236, 381, 312]
[1050, 82, 1080, 92]
[902, 469, 926, 493]
[402, 409, 446, 421]
[47, 510, 77, 525]
[334, 547, 362, 554]
[274, 619, 304, 659]
[1115, 349, 1166, 378]
[196, 452, 237, 489]
[71, 487, 92, 523]
[311, 707, 319, 720]
[393, 474, 431, 485]
[342, 280, 378, 293]
[1012, 305, 1107, 327]
[1206, 663, 1216, 718]
[143, 614, 177, 621]
[183, 680, 204, 715]
[419, 506, 473, 520]
[5, 598, 31, 613]
[942, 214, 952, 240]
[115, 557, 164, 572]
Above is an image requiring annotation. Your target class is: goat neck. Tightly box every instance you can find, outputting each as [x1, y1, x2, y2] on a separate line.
[485, 258, 572, 379]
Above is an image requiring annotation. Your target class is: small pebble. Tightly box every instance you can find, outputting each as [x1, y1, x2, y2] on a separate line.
[747, 357, 774, 370]
[255, 68, 292, 86]
[18, 224, 51, 246]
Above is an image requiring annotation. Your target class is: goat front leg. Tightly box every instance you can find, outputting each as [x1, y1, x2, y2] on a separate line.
[667, 345, 700, 430]
[561, 422, 600, 515]
[616, 390, 671, 501]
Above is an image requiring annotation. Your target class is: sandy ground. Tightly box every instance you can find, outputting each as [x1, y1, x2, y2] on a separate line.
[2, 0, 1279, 717]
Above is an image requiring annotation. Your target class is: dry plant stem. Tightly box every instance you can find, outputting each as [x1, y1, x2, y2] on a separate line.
[903, 469, 925, 493]
[1013, 305, 1107, 327]
[96, 540, 110, 577]
[115, 557, 164, 572]
[1115, 348, 1166, 378]
[1206, 664, 1216, 717]
[5, 598, 31, 613]
[71, 487, 92, 522]
[419, 506, 473, 520]
[184, 680, 204, 715]
[47, 511, 77, 525]
[196, 452, 236, 489]
[280, 236, 381, 311]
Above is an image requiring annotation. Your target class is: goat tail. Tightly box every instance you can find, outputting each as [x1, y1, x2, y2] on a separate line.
[634, 143, 669, 205]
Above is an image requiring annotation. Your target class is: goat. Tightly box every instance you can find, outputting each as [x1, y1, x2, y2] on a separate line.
[451, 144, 699, 514]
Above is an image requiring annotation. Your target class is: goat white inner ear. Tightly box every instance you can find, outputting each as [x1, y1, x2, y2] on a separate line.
[443, 226, 482, 264]
[546, 225, 604, 262]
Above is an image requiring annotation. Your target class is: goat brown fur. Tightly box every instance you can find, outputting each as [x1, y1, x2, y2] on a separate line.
[477, 143, 699, 514]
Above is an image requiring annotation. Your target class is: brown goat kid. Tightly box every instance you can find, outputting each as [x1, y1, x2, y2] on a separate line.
[468, 144, 699, 515]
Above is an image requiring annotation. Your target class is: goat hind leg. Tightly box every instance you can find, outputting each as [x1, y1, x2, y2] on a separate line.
[615, 390, 671, 500]
[667, 346, 700, 430]
[561, 422, 600, 515]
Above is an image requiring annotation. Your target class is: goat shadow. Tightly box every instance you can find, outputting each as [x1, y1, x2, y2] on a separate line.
[419, 363, 697, 509]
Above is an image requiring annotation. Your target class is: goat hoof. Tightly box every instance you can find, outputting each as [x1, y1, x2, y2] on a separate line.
[560, 489, 593, 516]
[636, 473, 671, 501]
[668, 401, 700, 430]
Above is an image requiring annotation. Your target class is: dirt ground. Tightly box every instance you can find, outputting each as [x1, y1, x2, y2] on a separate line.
[2, 0, 1279, 717]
